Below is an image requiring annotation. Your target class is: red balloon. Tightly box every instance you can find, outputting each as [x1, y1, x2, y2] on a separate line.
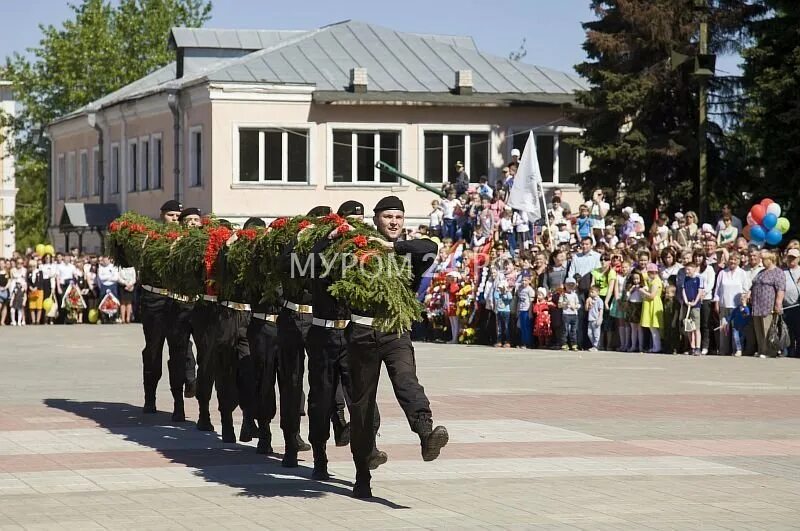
[742, 225, 752, 240]
[760, 198, 774, 208]
[750, 204, 766, 224]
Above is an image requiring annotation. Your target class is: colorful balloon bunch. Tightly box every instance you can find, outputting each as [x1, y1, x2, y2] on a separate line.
[744, 198, 790, 246]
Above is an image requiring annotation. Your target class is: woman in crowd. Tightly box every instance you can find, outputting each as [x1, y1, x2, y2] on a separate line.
[0, 259, 10, 326]
[750, 251, 786, 358]
[26, 257, 45, 325]
[591, 254, 617, 349]
[694, 250, 717, 355]
[713, 251, 751, 356]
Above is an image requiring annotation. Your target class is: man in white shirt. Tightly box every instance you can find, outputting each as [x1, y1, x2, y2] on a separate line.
[783, 249, 800, 357]
[441, 190, 460, 241]
[56, 255, 78, 296]
[97, 255, 119, 300]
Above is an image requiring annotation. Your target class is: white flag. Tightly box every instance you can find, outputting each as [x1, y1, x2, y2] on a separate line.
[506, 131, 542, 222]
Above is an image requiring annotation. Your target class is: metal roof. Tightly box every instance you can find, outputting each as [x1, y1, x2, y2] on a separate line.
[59, 203, 121, 230]
[52, 20, 586, 124]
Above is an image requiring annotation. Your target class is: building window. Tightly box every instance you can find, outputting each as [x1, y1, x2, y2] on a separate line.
[57, 155, 66, 200]
[92, 147, 100, 196]
[152, 135, 163, 189]
[190, 127, 202, 187]
[110, 144, 120, 194]
[127, 140, 138, 192]
[236, 128, 309, 183]
[331, 130, 400, 184]
[80, 151, 89, 197]
[140, 138, 150, 191]
[511, 131, 582, 185]
[423, 131, 489, 184]
[67, 152, 76, 199]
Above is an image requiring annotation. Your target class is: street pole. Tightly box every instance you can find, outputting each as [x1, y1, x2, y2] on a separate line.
[698, 12, 709, 221]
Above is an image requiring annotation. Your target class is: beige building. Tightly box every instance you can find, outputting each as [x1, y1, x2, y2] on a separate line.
[47, 21, 587, 253]
[1, 81, 16, 258]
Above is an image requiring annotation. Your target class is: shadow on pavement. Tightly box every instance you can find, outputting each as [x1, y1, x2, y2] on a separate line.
[43, 398, 408, 508]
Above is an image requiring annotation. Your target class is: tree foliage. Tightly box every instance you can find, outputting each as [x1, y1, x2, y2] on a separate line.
[1, 0, 212, 248]
[571, 0, 763, 216]
[740, 0, 800, 231]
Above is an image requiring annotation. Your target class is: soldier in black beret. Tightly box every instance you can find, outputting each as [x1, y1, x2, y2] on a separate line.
[343, 196, 449, 498]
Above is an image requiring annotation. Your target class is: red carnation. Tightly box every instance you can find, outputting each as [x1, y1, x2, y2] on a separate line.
[270, 217, 289, 229]
[204, 226, 233, 278]
[335, 224, 352, 236]
[166, 231, 181, 240]
[352, 235, 368, 248]
[297, 220, 312, 230]
[237, 228, 258, 241]
[201, 216, 212, 226]
[109, 221, 120, 232]
[323, 213, 345, 225]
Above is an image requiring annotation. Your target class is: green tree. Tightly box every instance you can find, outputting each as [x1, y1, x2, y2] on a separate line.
[571, 0, 760, 217]
[740, 0, 800, 232]
[1, 0, 211, 249]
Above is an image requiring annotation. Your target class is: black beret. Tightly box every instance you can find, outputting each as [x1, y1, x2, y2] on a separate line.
[217, 219, 232, 229]
[307, 205, 332, 216]
[373, 195, 405, 213]
[160, 199, 182, 212]
[337, 200, 364, 217]
[243, 217, 266, 229]
[178, 207, 201, 221]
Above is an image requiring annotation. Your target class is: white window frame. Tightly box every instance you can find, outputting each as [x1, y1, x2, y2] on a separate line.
[79, 149, 89, 197]
[110, 143, 120, 195]
[418, 125, 492, 184]
[92, 146, 100, 196]
[66, 151, 77, 199]
[232, 123, 312, 185]
[57, 154, 66, 200]
[507, 127, 584, 187]
[189, 125, 203, 187]
[127, 139, 138, 193]
[150, 133, 163, 189]
[139, 136, 150, 191]
[327, 124, 403, 186]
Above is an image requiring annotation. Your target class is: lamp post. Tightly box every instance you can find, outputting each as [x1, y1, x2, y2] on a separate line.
[693, 0, 715, 221]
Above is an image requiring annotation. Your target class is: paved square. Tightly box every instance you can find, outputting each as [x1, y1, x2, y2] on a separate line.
[1, 325, 800, 529]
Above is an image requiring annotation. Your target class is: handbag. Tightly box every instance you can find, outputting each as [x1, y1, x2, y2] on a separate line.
[767, 314, 791, 352]
[45, 293, 59, 318]
[683, 306, 696, 333]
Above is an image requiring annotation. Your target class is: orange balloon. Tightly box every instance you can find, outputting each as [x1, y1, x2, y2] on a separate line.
[750, 204, 766, 224]
[743, 225, 752, 240]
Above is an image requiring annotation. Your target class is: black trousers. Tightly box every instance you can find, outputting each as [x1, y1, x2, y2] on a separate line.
[277, 309, 311, 441]
[140, 291, 195, 400]
[214, 307, 255, 419]
[247, 317, 280, 424]
[191, 302, 219, 417]
[345, 324, 431, 472]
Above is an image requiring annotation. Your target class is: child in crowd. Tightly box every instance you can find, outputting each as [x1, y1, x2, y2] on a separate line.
[586, 285, 604, 352]
[428, 200, 443, 238]
[559, 278, 580, 351]
[717, 215, 738, 247]
[576, 204, 593, 242]
[640, 263, 664, 353]
[499, 208, 515, 254]
[610, 260, 630, 352]
[533, 287, 554, 348]
[681, 261, 705, 355]
[729, 292, 751, 357]
[517, 275, 535, 348]
[556, 221, 571, 246]
[661, 283, 681, 354]
[626, 271, 645, 352]
[493, 281, 513, 348]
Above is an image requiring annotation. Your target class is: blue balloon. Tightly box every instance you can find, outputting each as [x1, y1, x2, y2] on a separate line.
[763, 213, 778, 230]
[750, 225, 766, 242]
[766, 228, 783, 246]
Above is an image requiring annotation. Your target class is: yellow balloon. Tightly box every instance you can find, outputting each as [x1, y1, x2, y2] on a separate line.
[44, 244, 55, 256]
[88, 309, 99, 324]
[776, 217, 790, 234]
[35, 244, 45, 255]
[42, 298, 53, 312]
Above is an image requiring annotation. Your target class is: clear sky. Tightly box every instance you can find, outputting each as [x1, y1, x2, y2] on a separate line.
[0, 0, 740, 76]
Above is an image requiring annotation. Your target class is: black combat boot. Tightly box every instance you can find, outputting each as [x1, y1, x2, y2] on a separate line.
[332, 410, 350, 447]
[196, 403, 214, 432]
[142, 383, 157, 414]
[183, 380, 196, 399]
[295, 432, 311, 452]
[239, 414, 258, 443]
[220, 411, 236, 443]
[171, 394, 186, 423]
[311, 444, 330, 480]
[351, 465, 372, 499]
[368, 447, 388, 470]
[281, 431, 298, 467]
[256, 422, 273, 454]
[415, 419, 449, 462]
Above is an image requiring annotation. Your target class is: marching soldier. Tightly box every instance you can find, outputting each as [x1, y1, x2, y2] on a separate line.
[303, 201, 386, 480]
[140, 201, 197, 421]
[343, 196, 449, 498]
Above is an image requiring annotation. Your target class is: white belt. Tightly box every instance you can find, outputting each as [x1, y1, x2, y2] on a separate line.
[221, 301, 251, 312]
[142, 284, 169, 297]
[170, 293, 196, 303]
[283, 300, 313, 314]
[350, 314, 374, 327]
[202, 294, 218, 303]
[252, 312, 278, 322]
[312, 317, 350, 329]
